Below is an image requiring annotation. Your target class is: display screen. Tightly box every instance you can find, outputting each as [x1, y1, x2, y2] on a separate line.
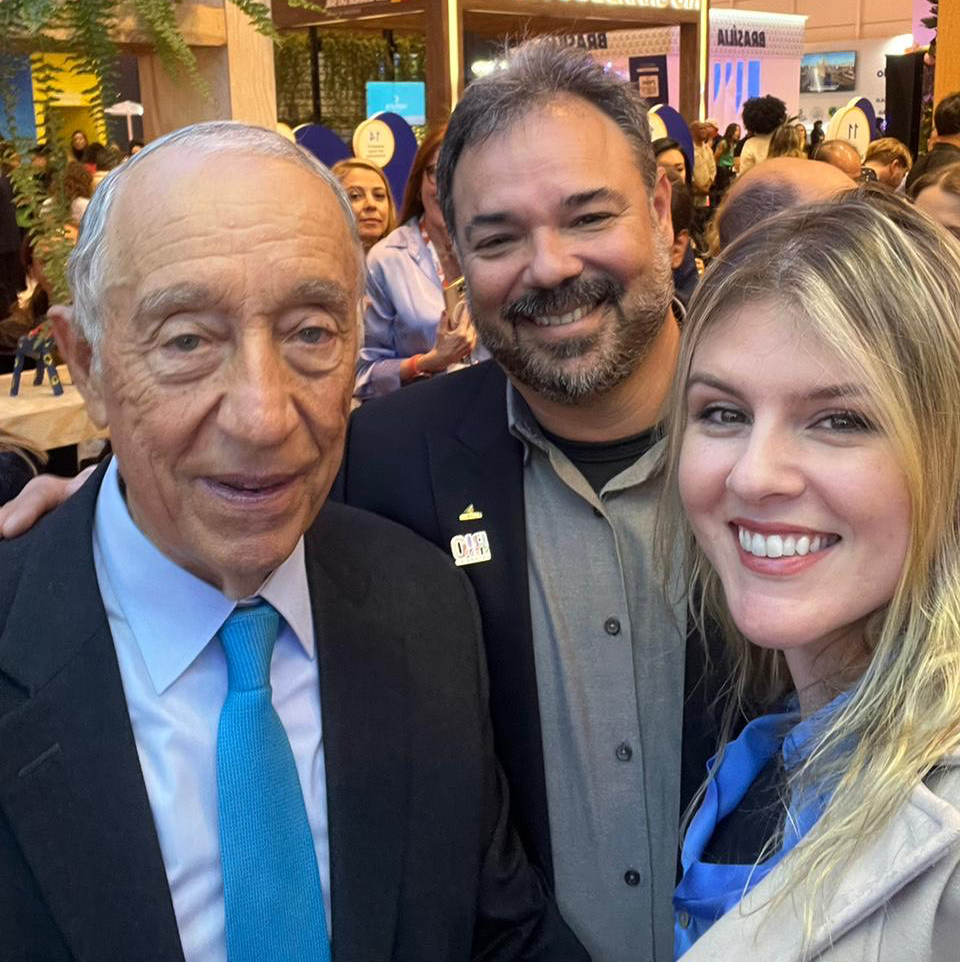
[800, 51, 856, 93]
[365, 82, 426, 126]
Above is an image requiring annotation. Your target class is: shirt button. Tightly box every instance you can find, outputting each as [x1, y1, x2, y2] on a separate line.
[615, 741, 633, 762]
[604, 617, 621, 635]
[624, 869, 641, 887]
[677, 910, 691, 929]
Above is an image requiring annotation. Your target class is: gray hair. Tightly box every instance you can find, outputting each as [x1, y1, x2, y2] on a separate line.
[435, 38, 658, 239]
[69, 121, 364, 354]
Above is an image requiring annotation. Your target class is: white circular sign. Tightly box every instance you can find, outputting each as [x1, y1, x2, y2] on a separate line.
[353, 118, 396, 167]
[826, 101, 870, 159]
[648, 109, 668, 142]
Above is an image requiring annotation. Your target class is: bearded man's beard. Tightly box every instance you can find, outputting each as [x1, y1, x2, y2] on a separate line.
[469, 232, 674, 405]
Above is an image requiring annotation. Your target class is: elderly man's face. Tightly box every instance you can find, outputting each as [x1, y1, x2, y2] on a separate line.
[452, 96, 674, 404]
[64, 152, 359, 598]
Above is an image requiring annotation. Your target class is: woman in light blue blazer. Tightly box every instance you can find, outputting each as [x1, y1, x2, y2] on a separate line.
[658, 189, 960, 961]
[355, 127, 481, 401]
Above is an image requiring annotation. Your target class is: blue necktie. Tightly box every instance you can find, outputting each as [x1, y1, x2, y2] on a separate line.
[216, 601, 332, 962]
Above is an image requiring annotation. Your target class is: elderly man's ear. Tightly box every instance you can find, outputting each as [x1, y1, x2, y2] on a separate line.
[49, 305, 108, 428]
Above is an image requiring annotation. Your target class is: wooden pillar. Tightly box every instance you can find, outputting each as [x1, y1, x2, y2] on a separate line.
[678, 1, 709, 123]
[934, 0, 960, 110]
[425, 0, 463, 126]
[136, 0, 277, 141]
[678, 21, 699, 123]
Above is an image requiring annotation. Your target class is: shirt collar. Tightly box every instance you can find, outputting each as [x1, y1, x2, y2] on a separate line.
[93, 457, 314, 695]
[505, 378, 667, 490]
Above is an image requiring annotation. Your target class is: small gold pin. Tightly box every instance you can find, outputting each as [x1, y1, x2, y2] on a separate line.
[458, 504, 483, 522]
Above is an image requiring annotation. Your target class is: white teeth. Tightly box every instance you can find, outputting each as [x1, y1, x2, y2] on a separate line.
[737, 527, 836, 559]
[533, 304, 589, 327]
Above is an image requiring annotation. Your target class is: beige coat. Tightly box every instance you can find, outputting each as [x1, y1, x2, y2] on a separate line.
[681, 757, 960, 961]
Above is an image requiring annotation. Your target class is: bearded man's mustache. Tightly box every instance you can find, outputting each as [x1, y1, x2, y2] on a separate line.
[502, 276, 625, 324]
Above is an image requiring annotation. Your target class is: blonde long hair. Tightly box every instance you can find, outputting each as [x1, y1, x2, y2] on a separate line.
[657, 187, 960, 939]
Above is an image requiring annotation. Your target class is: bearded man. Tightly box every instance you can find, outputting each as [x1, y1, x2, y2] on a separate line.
[338, 41, 721, 962]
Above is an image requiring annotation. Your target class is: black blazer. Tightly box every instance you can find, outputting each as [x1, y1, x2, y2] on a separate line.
[0, 460, 587, 961]
[338, 361, 725, 885]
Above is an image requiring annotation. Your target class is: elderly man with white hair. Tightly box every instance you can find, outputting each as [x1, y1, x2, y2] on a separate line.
[0, 122, 587, 962]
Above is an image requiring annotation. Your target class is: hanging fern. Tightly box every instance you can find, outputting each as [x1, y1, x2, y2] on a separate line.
[1, 0, 278, 301]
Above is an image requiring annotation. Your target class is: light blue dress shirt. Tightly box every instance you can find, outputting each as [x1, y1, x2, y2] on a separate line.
[91, 457, 331, 962]
[355, 217, 488, 400]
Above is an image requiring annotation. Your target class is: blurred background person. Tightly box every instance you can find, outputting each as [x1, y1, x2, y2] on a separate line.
[861, 137, 912, 189]
[355, 126, 481, 400]
[669, 180, 699, 307]
[711, 124, 740, 203]
[655, 137, 691, 187]
[70, 129, 88, 162]
[709, 156, 855, 254]
[738, 95, 788, 175]
[808, 119, 825, 154]
[331, 157, 397, 253]
[909, 162, 960, 239]
[63, 160, 93, 226]
[767, 121, 807, 160]
[813, 139, 862, 180]
[906, 91, 960, 192]
[691, 119, 718, 212]
[83, 142, 119, 188]
[794, 122, 807, 154]
[664, 191, 960, 960]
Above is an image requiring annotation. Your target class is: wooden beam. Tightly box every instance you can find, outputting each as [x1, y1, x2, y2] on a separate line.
[678, 19, 698, 122]
[424, 0, 463, 124]
[934, 0, 960, 111]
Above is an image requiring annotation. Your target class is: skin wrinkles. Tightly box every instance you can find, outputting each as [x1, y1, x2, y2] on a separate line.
[56, 150, 359, 598]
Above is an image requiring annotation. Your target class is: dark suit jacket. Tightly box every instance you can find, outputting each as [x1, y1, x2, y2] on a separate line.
[337, 360, 725, 886]
[0, 460, 587, 961]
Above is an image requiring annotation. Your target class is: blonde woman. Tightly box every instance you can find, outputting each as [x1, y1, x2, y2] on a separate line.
[330, 158, 397, 253]
[766, 122, 806, 160]
[659, 189, 960, 960]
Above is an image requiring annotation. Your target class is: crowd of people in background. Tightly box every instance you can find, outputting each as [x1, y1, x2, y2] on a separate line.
[5, 49, 960, 962]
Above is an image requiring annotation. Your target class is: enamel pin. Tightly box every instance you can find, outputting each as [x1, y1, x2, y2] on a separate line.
[458, 504, 483, 522]
[450, 530, 492, 567]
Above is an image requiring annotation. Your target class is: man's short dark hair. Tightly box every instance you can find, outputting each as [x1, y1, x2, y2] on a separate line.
[935, 92, 960, 137]
[741, 96, 787, 136]
[436, 38, 658, 238]
[907, 160, 960, 201]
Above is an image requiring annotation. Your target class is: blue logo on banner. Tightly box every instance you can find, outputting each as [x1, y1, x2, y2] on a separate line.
[366, 83, 426, 126]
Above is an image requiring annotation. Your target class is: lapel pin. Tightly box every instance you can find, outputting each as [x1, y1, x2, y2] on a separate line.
[458, 504, 483, 522]
[450, 531, 492, 567]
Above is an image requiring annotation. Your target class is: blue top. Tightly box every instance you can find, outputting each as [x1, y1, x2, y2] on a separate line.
[355, 218, 489, 400]
[674, 693, 849, 958]
[356, 219, 444, 400]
